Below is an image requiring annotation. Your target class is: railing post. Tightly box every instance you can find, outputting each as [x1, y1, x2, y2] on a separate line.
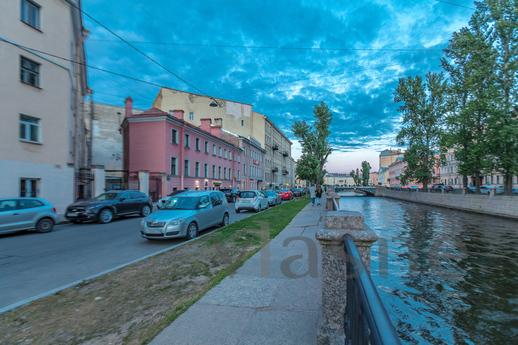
[315, 211, 378, 345]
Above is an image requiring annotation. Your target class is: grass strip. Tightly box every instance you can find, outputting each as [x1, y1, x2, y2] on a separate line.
[0, 197, 308, 345]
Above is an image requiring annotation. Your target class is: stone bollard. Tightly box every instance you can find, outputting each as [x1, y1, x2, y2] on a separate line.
[315, 211, 378, 345]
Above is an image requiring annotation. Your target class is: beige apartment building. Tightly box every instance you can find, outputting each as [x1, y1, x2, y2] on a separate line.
[378, 149, 403, 186]
[264, 116, 294, 187]
[0, 0, 89, 212]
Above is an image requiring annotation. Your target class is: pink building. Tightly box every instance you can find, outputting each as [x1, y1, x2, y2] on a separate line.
[122, 97, 248, 199]
[387, 157, 422, 188]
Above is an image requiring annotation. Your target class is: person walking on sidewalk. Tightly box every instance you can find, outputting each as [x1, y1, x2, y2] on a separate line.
[315, 185, 323, 206]
[309, 184, 316, 206]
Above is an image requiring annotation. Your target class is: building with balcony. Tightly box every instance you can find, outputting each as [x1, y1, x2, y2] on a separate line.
[264, 116, 293, 187]
[0, 0, 89, 212]
[323, 173, 355, 186]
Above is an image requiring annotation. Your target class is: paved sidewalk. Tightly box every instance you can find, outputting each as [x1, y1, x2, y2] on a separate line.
[151, 203, 323, 345]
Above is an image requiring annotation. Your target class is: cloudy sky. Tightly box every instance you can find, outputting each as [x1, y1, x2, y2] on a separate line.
[84, 0, 474, 172]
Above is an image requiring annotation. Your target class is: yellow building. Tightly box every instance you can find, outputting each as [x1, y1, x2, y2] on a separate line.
[152, 88, 265, 147]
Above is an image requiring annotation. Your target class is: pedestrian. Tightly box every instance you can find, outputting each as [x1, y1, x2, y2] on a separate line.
[315, 185, 322, 206]
[309, 184, 316, 206]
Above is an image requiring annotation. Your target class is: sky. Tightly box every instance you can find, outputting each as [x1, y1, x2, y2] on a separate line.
[83, 0, 475, 172]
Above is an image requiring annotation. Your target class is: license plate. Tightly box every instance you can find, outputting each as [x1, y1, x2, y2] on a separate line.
[67, 212, 78, 216]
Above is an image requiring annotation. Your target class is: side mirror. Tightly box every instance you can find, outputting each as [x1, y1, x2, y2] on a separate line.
[199, 202, 210, 209]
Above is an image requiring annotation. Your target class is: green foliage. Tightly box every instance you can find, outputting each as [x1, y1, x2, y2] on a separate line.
[442, 0, 517, 193]
[293, 102, 333, 184]
[395, 72, 447, 189]
[360, 161, 371, 186]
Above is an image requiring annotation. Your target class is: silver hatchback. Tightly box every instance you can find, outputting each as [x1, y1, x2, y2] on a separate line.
[0, 198, 58, 235]
[141, 191, 229, 240]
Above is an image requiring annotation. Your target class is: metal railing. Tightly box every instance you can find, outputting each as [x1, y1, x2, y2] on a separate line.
[343, 235, 401, 345]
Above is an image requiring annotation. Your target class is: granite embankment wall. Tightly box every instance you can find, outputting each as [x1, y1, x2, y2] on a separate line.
[376, 188, 518, 220]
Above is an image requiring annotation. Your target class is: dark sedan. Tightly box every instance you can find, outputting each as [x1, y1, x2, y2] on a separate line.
[65, 190, 153, 224]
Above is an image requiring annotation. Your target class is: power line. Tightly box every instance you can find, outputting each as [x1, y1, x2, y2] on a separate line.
[436, 0, 476, 10]
[66, 1, 206, 95]
[88, 39, 444, 53]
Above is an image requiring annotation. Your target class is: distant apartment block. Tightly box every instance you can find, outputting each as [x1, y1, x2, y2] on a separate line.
[0, 0, 89, 211]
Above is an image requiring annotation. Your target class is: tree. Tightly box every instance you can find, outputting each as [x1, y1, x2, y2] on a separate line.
[293, 102, 333, 184]
[350, 170, 356, 186]
[395, 72, 447, 190]
[482, 0, 518, 194]
[360, 161, 371, 186]
[441, 0, 515, 192]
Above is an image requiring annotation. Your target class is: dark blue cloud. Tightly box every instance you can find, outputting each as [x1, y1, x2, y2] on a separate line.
[84, 0, 473, 151]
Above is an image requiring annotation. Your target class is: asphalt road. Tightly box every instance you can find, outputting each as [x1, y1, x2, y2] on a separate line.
[0, 206, 255, 310]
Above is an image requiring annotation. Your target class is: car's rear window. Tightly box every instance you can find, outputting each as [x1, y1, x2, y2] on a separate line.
[239, 191, 256, 198]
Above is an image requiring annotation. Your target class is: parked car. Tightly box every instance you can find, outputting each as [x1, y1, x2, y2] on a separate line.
[290, 188, 302, 197]
[278, 189, 293, 201]
[480, 184, 504, 195]
[141, 191, 229, 240]
[157, 190, 185, 209]
[65, 190, 152, 224]
[235, 190, 269, 213]
[0, 197, 58, 235]
[264, 190, 281, 206]
[431, 183, 453, 192]
[219, 188, 240, 203]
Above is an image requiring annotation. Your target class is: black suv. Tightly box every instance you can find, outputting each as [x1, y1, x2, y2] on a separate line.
[431, 183, 454, 193]
[219, 188, 239, 203]
[65, 190, 153, 224]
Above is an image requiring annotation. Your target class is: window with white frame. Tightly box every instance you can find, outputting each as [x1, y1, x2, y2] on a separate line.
[21, 0, 40, 30]
[19, 114, 41, 143]
[184, 159, 190, 176]
[171, 129, 178, 144]
[189, 112, 194, 121]
[213, 144, 217, 155]
[219, 147, 222, 157]
[195, 162, 200, 177]
[204, 141, 209, 153]
[170, 157, 178, 175]
[20, 177, 39, 197]
[204, 163, 208, 177]
[20, 56, 40, 87]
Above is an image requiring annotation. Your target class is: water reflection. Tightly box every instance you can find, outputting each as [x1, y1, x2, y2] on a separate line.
[339, 196, 518, 345]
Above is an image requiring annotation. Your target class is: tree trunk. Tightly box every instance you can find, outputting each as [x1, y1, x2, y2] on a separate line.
[504, 173, 513, 195]
[462, 175, 468, 188]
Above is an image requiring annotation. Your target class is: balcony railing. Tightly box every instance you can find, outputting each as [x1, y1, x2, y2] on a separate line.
[272, 143, 279, 151]
[271, 167, 279, 173]
[282, 150, 289, 157]
[282, 168, 289, 175]
[343, 235, 401, 345]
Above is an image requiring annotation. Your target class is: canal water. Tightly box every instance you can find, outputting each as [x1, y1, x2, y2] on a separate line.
[339, 195, 518, 345]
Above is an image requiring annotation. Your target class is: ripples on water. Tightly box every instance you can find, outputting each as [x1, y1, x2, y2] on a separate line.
[339, 196, 518, 345]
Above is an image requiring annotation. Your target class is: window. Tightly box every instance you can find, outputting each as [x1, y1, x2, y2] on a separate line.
[219, 147, 222, 157]
[212, 165, 216, 178]
[21, 0, 40, 30]
[20, 56, 40, 87]
[20, 178, 39, 197]
[241, 119, 244, 127]
[19, 199, 43, 209]
[218, 166, 221, 179]
[171, 129, 178, 144]
[195, 138, 200, 151]
[224, 167, 227, 180]
[184, 160, 190, 177]
[184, 134, 190, 148]
[229, 152, 233, 161]
[170, 157, 178, 175]
[213, 144, 216, 155]
[189, 112, 194, 121]
[223, 149, 227, 159]
[195, 162, 200, 177]
[19, 114, 41, 143]
[204, 141, 209, 153]
[237, 170, 240, 180]
[204, 163, 208, 177]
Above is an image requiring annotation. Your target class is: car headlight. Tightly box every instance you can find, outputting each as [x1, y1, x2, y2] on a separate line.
[140, 219, 146, 227]
[166, 219, 183, 229]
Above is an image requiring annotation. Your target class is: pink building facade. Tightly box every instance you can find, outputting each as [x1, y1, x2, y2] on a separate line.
[387, 158, 423, 188]
[122, 98, 252, 199]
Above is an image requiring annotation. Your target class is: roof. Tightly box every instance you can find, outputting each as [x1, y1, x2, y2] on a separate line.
[380, 149, 402, 157]
[263, 115, 293, 145]
[158, 87, 253, 106]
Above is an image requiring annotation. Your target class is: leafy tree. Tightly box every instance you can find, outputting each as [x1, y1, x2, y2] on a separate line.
[360, 161, 371, 186]
[293, 102, 333, 184]
[442, 0, 516, 192]
[349, 170, 356, 186]
[482, 0, 518, 194]
[395, 72, 447, 190]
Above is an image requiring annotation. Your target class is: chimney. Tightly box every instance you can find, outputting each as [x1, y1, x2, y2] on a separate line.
[200, 118, 212, 132]
[124, 97, 133, 117]
[172, 109, 184, 120]
[213, 118, 223, 127]
[210, 119, 222, 138]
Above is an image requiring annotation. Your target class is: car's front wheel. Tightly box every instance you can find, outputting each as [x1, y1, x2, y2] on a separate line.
[141, 205, 151, 217]
[98, 208, 114, 224]
[221, 212, 229, 226]
[187, 221, 198, 239]
[36, 218, 54, 233]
